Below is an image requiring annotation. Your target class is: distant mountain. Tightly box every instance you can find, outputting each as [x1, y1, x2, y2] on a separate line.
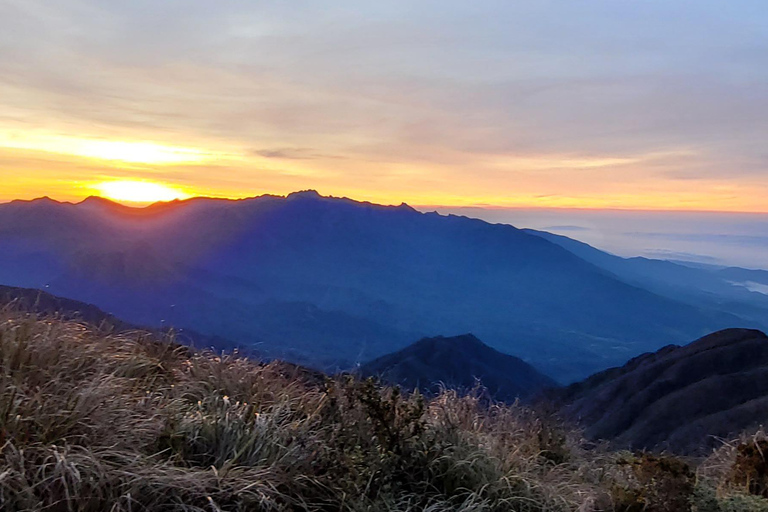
[360, 334, 557, 401]
[524, 228, 768, 330]
[0, 192, 749, 381]
[559, 328, 768, 454]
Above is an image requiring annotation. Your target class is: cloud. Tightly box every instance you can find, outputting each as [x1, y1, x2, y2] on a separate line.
[543, 225, 590, 232]
[627, 232, 768, 248]
[642, 250, 724, 264]
[251, 148, 346, 160]
[1, 0, 768, 209]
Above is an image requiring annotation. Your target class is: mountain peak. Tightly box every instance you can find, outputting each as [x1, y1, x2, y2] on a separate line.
[12, 196, 61, 206]
[361, 334, 556, 401]
[78, 196, 119, 207]
[75, 196, 149, 215]
[687, 327, 768, 351]
[286, 190, 323, 201]
[418, 333, 484, 350]
[4, 196, 67, 212]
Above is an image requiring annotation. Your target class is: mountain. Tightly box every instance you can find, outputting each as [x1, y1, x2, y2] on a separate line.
[360, 334, 557, 401]
[524, 228, 768, 330]
[0, 284, 234, 352]
[559, 328, 768, 454]
[0, 284, 130, 329]
[10, 311, 752, 512]
[0, 192, 749, 381]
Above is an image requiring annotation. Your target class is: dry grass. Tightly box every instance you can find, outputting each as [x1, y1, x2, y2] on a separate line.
[0, 313, 767, 512]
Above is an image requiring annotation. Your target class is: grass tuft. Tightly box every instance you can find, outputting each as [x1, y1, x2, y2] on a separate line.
[1, 313, 767, 511]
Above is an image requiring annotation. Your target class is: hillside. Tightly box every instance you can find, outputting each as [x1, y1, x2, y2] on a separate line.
[360, 334, 557, 401]
[0, 192, 747, 381]
[5, 313, 768, 511]
[560, 328, 768, 454]
[525, 228, 768, 331]
[0, 312, 592, 510]
[0, 284, 128, 329]
[0, 284, 236, 353]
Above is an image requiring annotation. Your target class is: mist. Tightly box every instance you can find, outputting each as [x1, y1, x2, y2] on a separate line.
[428, 207, 768, 270]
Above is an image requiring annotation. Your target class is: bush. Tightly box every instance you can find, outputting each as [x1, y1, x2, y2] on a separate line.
[609, 453, 694, 512]
[691, 431, 768, 512]
[731, 439, 768, 498]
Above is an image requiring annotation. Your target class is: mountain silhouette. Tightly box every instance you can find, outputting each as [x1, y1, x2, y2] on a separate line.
[0, 192, 748, 381]
[559, 328, 768, 454]
[360, 334, 557, 401]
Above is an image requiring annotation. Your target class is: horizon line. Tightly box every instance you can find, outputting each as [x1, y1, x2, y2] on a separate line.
[3, 192, 768, 216]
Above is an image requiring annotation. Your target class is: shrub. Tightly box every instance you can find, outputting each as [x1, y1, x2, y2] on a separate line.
[731, 439, 768, 498]
[609, 453, 694, 512]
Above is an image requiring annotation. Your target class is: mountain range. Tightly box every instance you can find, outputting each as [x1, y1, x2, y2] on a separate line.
[1, 191, 765, 381]
[526, 228, 768, 331]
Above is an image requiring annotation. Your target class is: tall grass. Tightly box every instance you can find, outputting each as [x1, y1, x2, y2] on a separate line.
[0, 313, 767, 511]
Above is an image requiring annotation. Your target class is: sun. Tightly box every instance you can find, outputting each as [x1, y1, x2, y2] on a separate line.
[93, 180, 192, 203]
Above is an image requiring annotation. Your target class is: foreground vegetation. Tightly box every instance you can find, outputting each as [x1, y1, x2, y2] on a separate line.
[1, 313, 768, 511]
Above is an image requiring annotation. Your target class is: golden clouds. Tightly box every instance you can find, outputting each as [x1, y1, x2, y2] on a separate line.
[0, 131, 222, 165]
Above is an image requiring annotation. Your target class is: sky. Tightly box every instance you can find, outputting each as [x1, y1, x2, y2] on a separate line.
[1, 1, 768, 211]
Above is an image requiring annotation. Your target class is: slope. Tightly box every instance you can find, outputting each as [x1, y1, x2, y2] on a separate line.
[0, 192, 746, 380]
[360, 334, 558, 401]
[560, 328, 768, 454]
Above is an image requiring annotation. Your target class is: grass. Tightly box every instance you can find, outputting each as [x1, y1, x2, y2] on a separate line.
[1, 312, 767, 511]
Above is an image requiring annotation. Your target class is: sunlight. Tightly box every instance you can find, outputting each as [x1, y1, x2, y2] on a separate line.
[93, 180, 192, 203]
[0, 131, 216, 165]
[75, 140, 210, 164]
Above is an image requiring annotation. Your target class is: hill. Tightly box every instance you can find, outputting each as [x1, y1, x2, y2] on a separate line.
[559, 328, 768, 454]
[6, 313, 768, 511]
[0, 284, 236, 352]
[0, 312, 595, 510]
[360, 334, 557, 401]
[0, 283, 128, 329]
[524, 228, 768, 332]
[0, 192, 748, 381]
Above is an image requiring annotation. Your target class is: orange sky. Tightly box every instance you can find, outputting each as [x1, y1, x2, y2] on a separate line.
[2, 2, 767, 212]
[1, 132, 764, 212]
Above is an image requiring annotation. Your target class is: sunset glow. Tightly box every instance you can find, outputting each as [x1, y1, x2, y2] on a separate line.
[0, 132, 217, 165]
[1, 2, 767, 212]
[93, 181, 192, 203]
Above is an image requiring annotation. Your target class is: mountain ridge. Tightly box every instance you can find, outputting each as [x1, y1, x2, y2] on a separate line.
[0, 191, 751, 381]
